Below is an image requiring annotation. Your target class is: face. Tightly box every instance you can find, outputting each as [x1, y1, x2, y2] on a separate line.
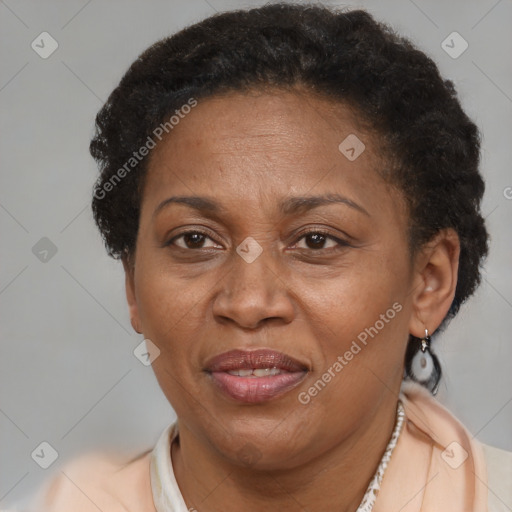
[126, 89, 420, 469]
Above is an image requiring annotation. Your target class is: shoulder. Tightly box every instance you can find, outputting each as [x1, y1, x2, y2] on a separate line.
[29, 449, 156, 512]
[482, 443, 512, 512]
[398, 381, 511, 510]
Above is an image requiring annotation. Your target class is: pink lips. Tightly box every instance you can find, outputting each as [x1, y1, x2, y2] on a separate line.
[204, 349, 308, 403]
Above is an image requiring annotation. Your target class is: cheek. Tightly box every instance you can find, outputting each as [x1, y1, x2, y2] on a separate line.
[304, 249, 411, 392]
[310, 252, 408, 333]
[134, 266, 210, 415]
[134, 260, 202, 358]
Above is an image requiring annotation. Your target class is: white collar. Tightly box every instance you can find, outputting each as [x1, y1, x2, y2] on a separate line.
[150, 423, 189, 512]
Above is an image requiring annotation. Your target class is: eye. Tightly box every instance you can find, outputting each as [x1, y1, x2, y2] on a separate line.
[166, 228, 349, 252]
[168, 230, 222, 250]
[292, 229, 349, 251]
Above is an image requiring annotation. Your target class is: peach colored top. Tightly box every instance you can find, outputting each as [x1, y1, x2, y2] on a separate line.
[27, 381, 512, 511]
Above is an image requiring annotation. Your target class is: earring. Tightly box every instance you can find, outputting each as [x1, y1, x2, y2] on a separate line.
[406, 329, 441, 394]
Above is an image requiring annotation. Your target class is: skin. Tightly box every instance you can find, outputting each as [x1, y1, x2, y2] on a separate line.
[123, 88, 460, 512]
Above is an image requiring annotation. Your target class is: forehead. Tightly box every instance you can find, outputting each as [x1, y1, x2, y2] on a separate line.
[151, 89, 371, 159]
[143, 89, 402, 219]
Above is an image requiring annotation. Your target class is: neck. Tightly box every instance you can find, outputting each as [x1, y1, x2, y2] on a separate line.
[172, 394, 399, 512]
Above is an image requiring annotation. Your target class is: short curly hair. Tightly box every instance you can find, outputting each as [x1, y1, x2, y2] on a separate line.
[89, 3, 488, 391]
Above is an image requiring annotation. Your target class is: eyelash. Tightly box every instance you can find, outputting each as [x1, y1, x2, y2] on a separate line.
[166, 228, 350, 253]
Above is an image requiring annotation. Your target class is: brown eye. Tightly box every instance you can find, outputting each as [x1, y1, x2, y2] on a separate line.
[169, 231, 221, 250]
[294, 230, 346, 251]
[304, 233, 331, 249]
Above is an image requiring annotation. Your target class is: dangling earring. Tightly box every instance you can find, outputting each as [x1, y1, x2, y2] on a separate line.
[406, 329, 441, 394]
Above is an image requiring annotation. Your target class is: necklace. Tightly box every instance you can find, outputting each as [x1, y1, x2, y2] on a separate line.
[355, 400, 406, 511]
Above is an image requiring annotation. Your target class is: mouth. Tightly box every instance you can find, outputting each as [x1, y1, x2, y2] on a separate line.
[204, 349, 309, 403]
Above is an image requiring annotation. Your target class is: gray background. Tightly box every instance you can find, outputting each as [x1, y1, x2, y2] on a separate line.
[1, 0, 511, 509]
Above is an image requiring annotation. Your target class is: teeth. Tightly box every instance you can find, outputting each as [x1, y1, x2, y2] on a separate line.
[253, 368, 271, 377]
[226, 368, 283, 377]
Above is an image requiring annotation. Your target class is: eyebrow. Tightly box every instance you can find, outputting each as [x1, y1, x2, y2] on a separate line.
[153, 193, 369, 218]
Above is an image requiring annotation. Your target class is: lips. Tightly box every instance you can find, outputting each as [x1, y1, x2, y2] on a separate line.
[204, 349, 309, 403]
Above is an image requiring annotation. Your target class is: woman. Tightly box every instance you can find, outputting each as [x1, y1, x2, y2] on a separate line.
[29, 3, 511, 511]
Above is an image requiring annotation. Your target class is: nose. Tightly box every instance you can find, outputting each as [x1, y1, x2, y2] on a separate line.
[212, 242, 295, 330]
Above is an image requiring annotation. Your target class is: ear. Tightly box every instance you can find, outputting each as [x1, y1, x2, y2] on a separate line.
[122, 256, 142, 334]
[408, 228, 460, 337]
